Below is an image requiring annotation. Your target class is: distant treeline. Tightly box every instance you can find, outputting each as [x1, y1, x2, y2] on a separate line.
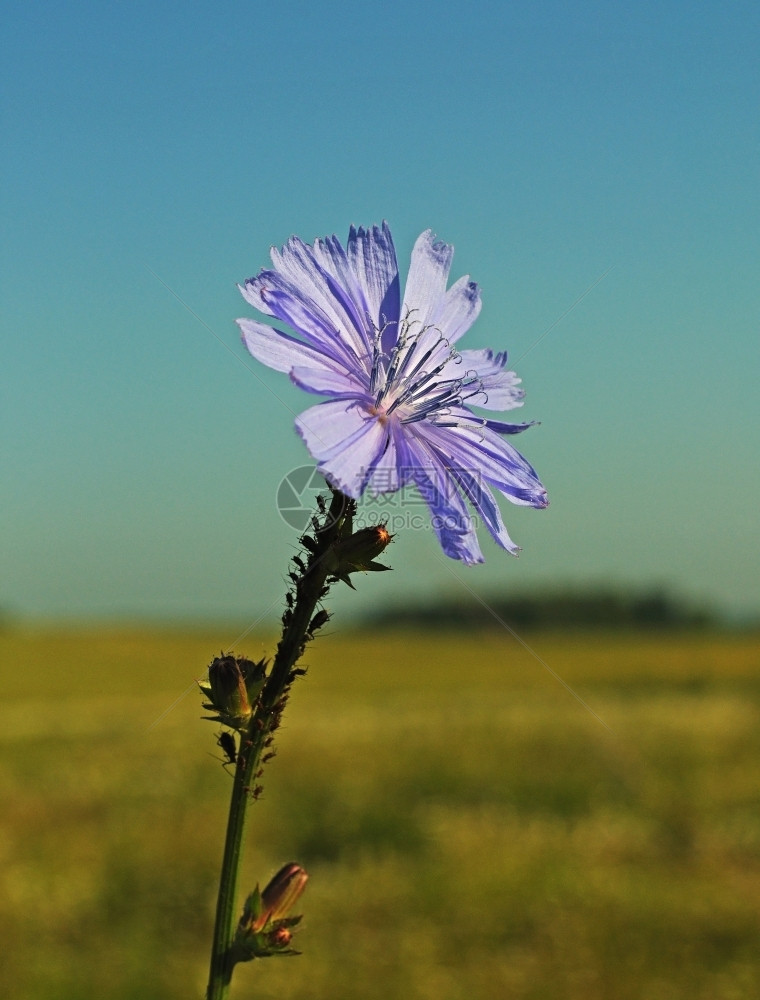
[367, 587, 717, 631]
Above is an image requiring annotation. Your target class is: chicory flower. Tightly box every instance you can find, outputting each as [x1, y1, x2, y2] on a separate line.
[237, 223, 548, 563]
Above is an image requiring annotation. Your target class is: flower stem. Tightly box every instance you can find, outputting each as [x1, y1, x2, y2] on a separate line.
[206, 737, 260, 996]
[205, 490, 349, 1000]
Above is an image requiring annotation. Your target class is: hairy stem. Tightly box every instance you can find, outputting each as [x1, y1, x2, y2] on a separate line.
[205, 490, 348, 1000]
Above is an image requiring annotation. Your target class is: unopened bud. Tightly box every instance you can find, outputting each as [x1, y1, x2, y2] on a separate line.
[233, 863, 308, 961]
[259, 862, 309, 925]
[326, 525, 393, 587]
[200, 654, 266, 730]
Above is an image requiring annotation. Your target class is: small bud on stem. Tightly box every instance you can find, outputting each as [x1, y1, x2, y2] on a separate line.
[200, 655, 267, 731]
[324, 524, 394, 588]
[232, 864, 308, 960]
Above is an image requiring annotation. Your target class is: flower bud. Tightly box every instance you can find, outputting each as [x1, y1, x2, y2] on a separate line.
[326, 525, 393, 587]
[233, 863, 308, 961]
[259, 862, 309, 926]
[200, 654, 266, 730]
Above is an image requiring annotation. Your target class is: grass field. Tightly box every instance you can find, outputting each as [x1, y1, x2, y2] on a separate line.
[1, 625, 759, 999]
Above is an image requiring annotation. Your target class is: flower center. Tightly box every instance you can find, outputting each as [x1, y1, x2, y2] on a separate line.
[367, 404, 390, 426]
[368, 314, 484, 425]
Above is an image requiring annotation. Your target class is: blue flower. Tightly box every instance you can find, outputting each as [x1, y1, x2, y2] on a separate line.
[237, 223, 548, 564]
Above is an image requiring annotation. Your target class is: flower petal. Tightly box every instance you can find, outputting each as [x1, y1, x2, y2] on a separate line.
[415, 470, 484, 564]
[484, 419, 538, 435]
[296, 399, 365, 455]
[295, 400, 387, 498]
[407, 436, 484, 564]
[346, 222, 401, 355]
[271, 234, 386, 362]
[289, 365, 368, 397]
[430, 275, 482, 344]
[239, 271, 361, 373]
[237, 318, 343, 375]
[459, 349, 525, 410]
[366, 419, 416, 495]
[434, 349, 524, 411]
[449, 468, 521, 555]
[430, 407, 535, 436]
[401, 230, 454, 331]
[396, 244, 479, 379]
[309, 236, 378, 354]
[414, 420, 549, 508]
[271, 238, 364, 341]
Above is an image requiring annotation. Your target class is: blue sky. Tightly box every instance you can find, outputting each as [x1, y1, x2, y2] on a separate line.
[2, 0, 758, 623]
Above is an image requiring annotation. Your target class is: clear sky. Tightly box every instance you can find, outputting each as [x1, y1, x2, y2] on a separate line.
[2, 0, 758, 624]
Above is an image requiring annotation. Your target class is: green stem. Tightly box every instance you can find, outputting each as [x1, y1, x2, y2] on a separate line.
[205, 491, 348, 1000]
[206, 733, 263, 996]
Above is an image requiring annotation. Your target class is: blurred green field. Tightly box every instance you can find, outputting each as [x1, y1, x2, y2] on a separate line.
[1, 626, 759, 1000]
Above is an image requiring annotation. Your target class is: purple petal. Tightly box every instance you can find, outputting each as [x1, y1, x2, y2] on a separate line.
[401, 230, 454, 331]
[449, 468, 521, 555]
[296, 399, 366, 455]
[271, 238, 366, 348]
[237, 318, 345, 375]
[289, 365, 368, 397]
[346, 222, 401, 355]
[430, 275, 482, 344]
[457, 349, 525, 410]
[274, 232, 395, 362]
[458, 348, 508, 370]
[295, 400, 387, 498]
[416, 472, 484, 563]
[366, 420, 416, 495]
[239, 271, 363, 373]
[484, 419, 538, 435]
[431, 407, 535, 436]
[414, 420, 548, 508]
[309, 236, 379, 355]
[407, 437, 484, 564]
